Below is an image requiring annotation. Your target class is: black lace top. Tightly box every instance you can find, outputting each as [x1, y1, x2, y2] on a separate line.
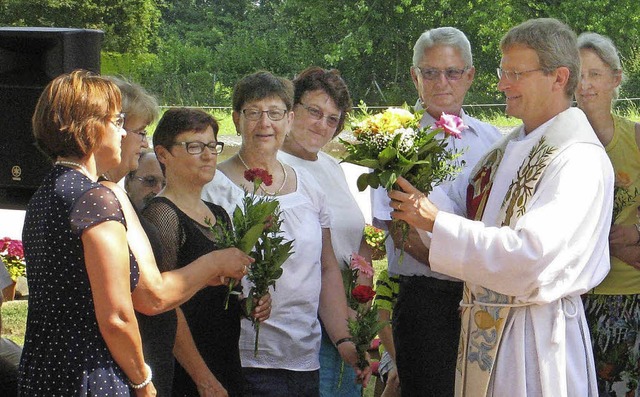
[142, 197, 244, 396]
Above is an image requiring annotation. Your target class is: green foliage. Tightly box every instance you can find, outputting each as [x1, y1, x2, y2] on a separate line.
[0, 0, 162, 53]
[3, 0, 640, 107]
[621, 46, 640, 103]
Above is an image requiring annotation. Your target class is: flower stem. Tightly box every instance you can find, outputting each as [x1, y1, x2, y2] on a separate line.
[254, 321, 261, 357]
[224, 280, 235, 310]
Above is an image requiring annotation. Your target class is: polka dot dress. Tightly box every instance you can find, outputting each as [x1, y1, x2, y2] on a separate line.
[18, 165, 140, 396]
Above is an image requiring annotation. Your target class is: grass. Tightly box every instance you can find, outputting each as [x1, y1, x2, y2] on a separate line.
[1, 300, 27, 346]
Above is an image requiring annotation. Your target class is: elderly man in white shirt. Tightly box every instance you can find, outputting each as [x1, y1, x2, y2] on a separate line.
[370, 26, 501, 396]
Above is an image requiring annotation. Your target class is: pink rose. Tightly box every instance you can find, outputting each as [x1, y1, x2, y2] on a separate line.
[434, 112, 467, 139]
[350, 253, 374, 278]
[352, 285, 376, 304]
[244, 168, 273, 186]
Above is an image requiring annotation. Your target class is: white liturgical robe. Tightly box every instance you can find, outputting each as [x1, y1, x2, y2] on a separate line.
[424, 108, 613, 396]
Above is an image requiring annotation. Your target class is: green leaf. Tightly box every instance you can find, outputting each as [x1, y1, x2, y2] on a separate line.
[342, 156, 381, 169]
[379, 170, 398, 191]
[378, 145, 398, 167]
[270, 241, 295, 269]
[238, 223, 265, 254]
[356, 173, 379, 192]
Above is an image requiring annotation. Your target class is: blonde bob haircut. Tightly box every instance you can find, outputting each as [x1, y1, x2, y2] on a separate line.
[32, 69, 122, 160]
[106, 75, 159, 126]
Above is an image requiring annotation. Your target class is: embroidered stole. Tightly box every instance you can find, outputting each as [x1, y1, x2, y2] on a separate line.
[456, 121, 568, 396]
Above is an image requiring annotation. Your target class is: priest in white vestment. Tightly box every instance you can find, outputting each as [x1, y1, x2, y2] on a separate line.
[389, 18, 613, 397]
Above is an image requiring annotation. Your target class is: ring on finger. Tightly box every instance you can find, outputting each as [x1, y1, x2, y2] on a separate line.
[243, 265, 248, 274]
[398, 202, 403, 211]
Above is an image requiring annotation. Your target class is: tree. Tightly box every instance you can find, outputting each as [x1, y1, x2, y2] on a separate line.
[0, 0, 162, 53]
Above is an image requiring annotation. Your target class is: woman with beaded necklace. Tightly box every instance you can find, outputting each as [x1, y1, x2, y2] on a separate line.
[21, 70, 157, 396]
[202, 71, 370, 396]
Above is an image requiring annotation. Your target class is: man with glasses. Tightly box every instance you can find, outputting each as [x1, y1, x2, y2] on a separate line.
[371, 27, 501, 396]
[125, 151, 166, 211]
[390, 18, 612, 396]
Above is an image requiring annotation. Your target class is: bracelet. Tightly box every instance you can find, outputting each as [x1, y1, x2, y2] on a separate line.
[129, 363, 152, 390]
[334, 337, 353, 348]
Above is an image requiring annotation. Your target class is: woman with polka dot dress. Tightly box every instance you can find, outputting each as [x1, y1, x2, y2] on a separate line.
[20, 70, 154, 396]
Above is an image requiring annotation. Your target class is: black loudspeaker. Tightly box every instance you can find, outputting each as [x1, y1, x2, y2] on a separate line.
[0, 27, 103, 209]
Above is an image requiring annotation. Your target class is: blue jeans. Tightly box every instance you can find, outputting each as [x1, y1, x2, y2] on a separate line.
[242, 367, 319, 397]
[319, 328, 362, 397]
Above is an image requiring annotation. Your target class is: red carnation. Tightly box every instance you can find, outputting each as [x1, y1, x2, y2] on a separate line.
[244, 168, 273, 186]
[352, 285, 376, 304]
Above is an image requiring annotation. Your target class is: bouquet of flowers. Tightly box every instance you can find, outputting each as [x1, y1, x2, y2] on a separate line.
[341, 105, 464, 193]
[209, 168, 293, 356]
[340, 105, 465, 258]
[1, 237, 25, 281]
[342, 253, 385, 371]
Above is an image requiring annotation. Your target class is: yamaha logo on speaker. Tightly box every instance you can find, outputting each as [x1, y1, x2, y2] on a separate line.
[11, 166, 21, 181]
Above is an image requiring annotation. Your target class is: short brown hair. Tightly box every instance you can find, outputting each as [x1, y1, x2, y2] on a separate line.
[32, 69, 121, 160]
[232, 71, 294, 112]
[500, 18, 579, 98]
[152, 107, 219, 151]
[293, 66, 352, 136]
[152, 108, 220, 174]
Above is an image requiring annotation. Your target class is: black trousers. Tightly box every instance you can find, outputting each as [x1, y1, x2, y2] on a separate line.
[393, 276, 463, 397]
[0, 356, 18, 397]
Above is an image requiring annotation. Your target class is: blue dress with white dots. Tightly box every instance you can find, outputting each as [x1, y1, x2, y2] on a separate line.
[19, 165, 139, 396]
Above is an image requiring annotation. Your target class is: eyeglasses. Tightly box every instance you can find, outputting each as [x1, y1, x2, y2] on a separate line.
[299, 103, 341, 128]
[496, 68, 544, 81]
[134, 175, 166, 188]
[414, 66, 469, 81]
[241, 108, 287, 121]
[129, 128, 148, 142]
[111, 112, 126, 129]
[174, 141, 224, 155]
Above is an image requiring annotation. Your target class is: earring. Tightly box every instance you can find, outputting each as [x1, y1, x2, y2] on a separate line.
[236, 131, 241, 136]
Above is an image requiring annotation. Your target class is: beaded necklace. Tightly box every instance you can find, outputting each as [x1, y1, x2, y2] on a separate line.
[55, 160, 90, 177]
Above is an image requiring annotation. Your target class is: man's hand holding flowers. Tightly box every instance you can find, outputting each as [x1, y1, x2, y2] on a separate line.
[389, 176, 440, 234]
[341, 107, 464, 260]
